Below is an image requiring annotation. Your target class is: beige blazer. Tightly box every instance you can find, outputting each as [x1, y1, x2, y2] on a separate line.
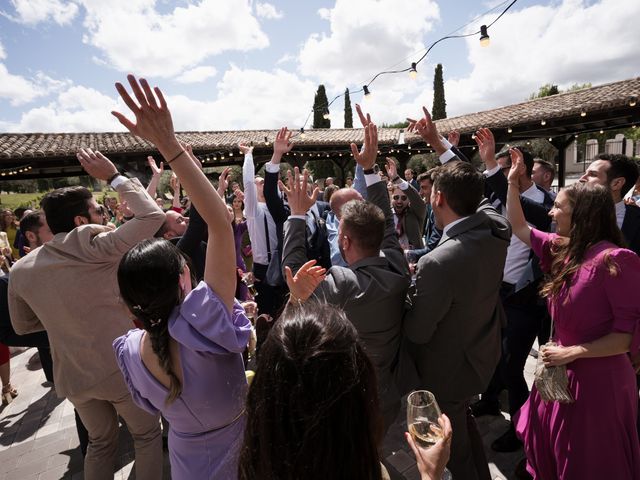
[8, 178, 165, 397]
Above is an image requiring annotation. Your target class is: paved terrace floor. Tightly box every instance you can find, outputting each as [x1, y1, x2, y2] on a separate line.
[0, 347, 536, 480]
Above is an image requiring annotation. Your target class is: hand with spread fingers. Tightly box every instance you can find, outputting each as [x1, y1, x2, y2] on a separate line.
[272, 127, 293, 163]
[77, 148, 119, 181]
[474, 128, 496, 169]
[285, 259, 326, 304]
[405, 414, 452, 480]
[217, 167, 231, 197]
[350, 121, 378, 170]
[147, 156, 164, 177]
[447, 130, 460, 147]
[385, 157, 398, 180]
[407, 107, 446, 155]
[111, 75, 179, 154]
[280, 167, 318, 216]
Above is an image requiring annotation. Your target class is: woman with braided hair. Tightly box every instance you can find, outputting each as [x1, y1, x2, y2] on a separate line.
[111, 75, 251, 479]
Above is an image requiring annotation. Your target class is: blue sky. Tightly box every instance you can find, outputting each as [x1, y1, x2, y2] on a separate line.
[0, 0, 638, 133]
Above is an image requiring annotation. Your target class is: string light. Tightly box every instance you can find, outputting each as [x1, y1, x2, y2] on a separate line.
[323, 107, 331, 120]
[363, 85, 371, 98]
[479, 25, 490, 47]
[300, 128, 306, 139]
[264, 136, 270, 146]
[599, 129, 604, 134]
[507, 127, 513, 133]
[630, 96, 637, 107]
[580, 110, 587, 117]
[409, 62, 418, 80]
[540, 119, 546, 126]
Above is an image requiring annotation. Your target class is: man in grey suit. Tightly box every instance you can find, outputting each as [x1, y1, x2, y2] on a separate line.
[282, 121, 411, 429]
[404, 112, 511, 480]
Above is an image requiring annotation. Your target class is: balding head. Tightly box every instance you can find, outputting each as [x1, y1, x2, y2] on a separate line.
[329, 188, 363, 220]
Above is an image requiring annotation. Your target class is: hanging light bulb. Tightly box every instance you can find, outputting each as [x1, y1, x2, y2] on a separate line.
[363, 85, 371, 98]
[599, 129, 604, 134]
[323, 107, 330, 120]
[507, 127, 513, 133]
[479, 25, 490, 47]
[409, 62, 418, 80]
[580, 110, 587, 117]
[630, 96, 637, 107]
[407, 144, 412, 150]
[548, 138, 552, 142]
[300, 128, 306, 139]
[540, 119, 546, 126]
[264, 136, 270, 146]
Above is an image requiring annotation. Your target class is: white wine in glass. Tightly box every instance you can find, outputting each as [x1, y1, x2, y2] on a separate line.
[407, 390, 444, 448]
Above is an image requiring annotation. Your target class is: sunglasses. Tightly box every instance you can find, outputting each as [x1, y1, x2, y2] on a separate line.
[393, 195, 407, 201]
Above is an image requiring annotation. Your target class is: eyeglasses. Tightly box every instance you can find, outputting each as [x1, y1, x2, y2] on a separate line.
[393, 195, 408, 201]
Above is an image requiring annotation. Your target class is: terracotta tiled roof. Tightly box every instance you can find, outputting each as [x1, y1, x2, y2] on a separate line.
[1, 77, 638, 160]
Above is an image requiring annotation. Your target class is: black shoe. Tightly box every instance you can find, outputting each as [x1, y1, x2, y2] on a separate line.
[470, 399, 501, 417]
[491, 424, 523, 452]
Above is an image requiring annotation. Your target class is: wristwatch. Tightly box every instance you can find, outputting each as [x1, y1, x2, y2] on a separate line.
[391, 175, 403, 185]
[363, 164, 380, 175]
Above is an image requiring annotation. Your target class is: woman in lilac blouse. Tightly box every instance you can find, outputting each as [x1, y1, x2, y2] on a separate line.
[506, 149, 640, 479]
[111, 86, 251, 480]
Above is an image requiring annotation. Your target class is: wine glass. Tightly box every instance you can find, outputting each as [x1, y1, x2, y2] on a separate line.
[407, 390, 444, 448]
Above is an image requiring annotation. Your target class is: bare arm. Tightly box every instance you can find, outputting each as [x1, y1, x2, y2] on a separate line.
[542, 332, 632, 367]
[505, 149, 532, 247]
[146, 155, 163, 197]
[112, 75, 235, 311]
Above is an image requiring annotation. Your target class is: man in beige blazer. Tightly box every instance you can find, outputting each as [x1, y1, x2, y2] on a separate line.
[9, 149, 165, 480]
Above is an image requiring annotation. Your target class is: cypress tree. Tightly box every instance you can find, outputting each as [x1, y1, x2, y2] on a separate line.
[432, 64, 447, 120]
[313, 85, 331, 129]
[344, 88, 353, 128]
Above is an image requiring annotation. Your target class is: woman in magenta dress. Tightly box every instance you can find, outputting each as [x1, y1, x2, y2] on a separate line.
[505, 149, 640, 479]
[110, 79, 251, 480]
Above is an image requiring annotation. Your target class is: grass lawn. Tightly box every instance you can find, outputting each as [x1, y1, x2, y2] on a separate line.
[0, 192, 117, 211]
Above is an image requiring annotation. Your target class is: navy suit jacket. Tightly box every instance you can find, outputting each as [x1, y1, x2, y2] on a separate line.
[622, 203, 640, 256]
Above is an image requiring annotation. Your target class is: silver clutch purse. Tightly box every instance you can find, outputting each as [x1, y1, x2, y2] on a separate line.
[534, 341, 574, 404]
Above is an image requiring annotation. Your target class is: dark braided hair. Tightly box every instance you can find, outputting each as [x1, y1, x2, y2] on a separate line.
[118, 238, 195, 404]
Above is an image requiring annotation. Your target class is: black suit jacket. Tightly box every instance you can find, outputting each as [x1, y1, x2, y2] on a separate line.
[622, 203, 640, 256]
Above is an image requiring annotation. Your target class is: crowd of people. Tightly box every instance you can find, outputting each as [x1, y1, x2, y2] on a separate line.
[1, 74, 640, 480]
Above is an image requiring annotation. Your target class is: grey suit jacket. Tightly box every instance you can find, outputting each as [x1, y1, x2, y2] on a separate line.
[404, 199, 511, 402]
[8, 178, 165, 397]
[282, 180, 411, 412]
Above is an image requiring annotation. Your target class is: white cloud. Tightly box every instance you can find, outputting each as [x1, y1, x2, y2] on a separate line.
[444, 0, 640, 117]
[175, 66, 217, 84]
[255, 2, 283, 20]
[77, 0, 269, 78]
[4, 66, 317, 132]
[5, 0, 78, 25]
[276, 53, 295, 65]
[299, 0, 440, 87]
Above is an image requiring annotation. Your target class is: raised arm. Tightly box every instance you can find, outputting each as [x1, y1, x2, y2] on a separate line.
[112, 75, 235, 311]
[506, 149, 532, 247]
[241, 144, 258, 220]
[264, 127, 292, 224]
[146, 155, 163, 198]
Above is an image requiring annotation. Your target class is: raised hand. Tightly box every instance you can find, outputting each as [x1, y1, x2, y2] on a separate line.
[272, 127, 293, 163]
[385, 157, 398, 180]
[170, 173, 180, 193]
[405, 414, 452, 480]
[147, 156, 164, 176]
[285, 259, 326, 303]
[112, 75, 178, 153]
[474, 128, 496, 168]
[234, 188, 245, 202]
[407, 107, 443, 151]
[350, 122, 378, 170]
[180, 142, 204, 170]
[238, 143, 253, 155]
[77, 148, 118, 181]
[508, 148, 526, 185]
[217, 167, 231, 196]
[280, 167, 318, 216]
[447, 130, 460, 147]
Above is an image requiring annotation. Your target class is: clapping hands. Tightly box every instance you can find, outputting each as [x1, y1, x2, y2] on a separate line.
[285, 259, 327, 304]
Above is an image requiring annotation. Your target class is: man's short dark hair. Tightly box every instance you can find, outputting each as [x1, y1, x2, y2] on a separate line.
[19, 210, 45, 235]
[432, 161, 484, 217]
[534, 159, 556, 180]
[417, 167, 440, 184]
[597, 153, 639, 196]
[340, 200, 385, 254]
[496, 147, 534, 177]
[40, 186, 93, 234]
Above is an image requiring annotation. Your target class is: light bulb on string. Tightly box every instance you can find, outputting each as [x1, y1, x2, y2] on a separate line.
[540, 119, 546, 126]
[363, 85, 371, 99]
[507, 127, 513, 133]
[580, 110, 587, 117]
[479, 25, 490, 47]
[409, 63, 417, 80]
[630, 97, 637, 107]
[323, 107, 330, 120]
[599, 129, 604, 134]
[300, 128, 306, 139]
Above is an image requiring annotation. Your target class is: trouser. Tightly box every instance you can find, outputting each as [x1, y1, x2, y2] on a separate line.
[482, 282, 548, 415]
[0, 329, 53, 382]
[67, 371, 162, 480]
[440, 399, 491, 480]
[252, 263, 286, 318]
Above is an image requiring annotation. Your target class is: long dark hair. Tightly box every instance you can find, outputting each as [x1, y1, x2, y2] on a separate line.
[541, 182, 625, 300]
[238, 301, 383, 480]
[118, 238, 195, 404]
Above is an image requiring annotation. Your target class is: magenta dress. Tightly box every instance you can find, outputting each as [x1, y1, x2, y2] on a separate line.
[515, 229, 640, 479]
[113, 282, 251, 480]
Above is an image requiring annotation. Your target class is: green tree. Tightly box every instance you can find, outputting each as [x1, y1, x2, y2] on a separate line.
[528, 83, 560, 100]
[313, 85, 331, 129]
[344, 88, 353, 128]
[432, 63, 447, 120]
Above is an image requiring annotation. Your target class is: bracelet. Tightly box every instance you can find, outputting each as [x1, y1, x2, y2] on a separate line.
[167, 150, 186, 164]
[106, 172, 120, 185]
